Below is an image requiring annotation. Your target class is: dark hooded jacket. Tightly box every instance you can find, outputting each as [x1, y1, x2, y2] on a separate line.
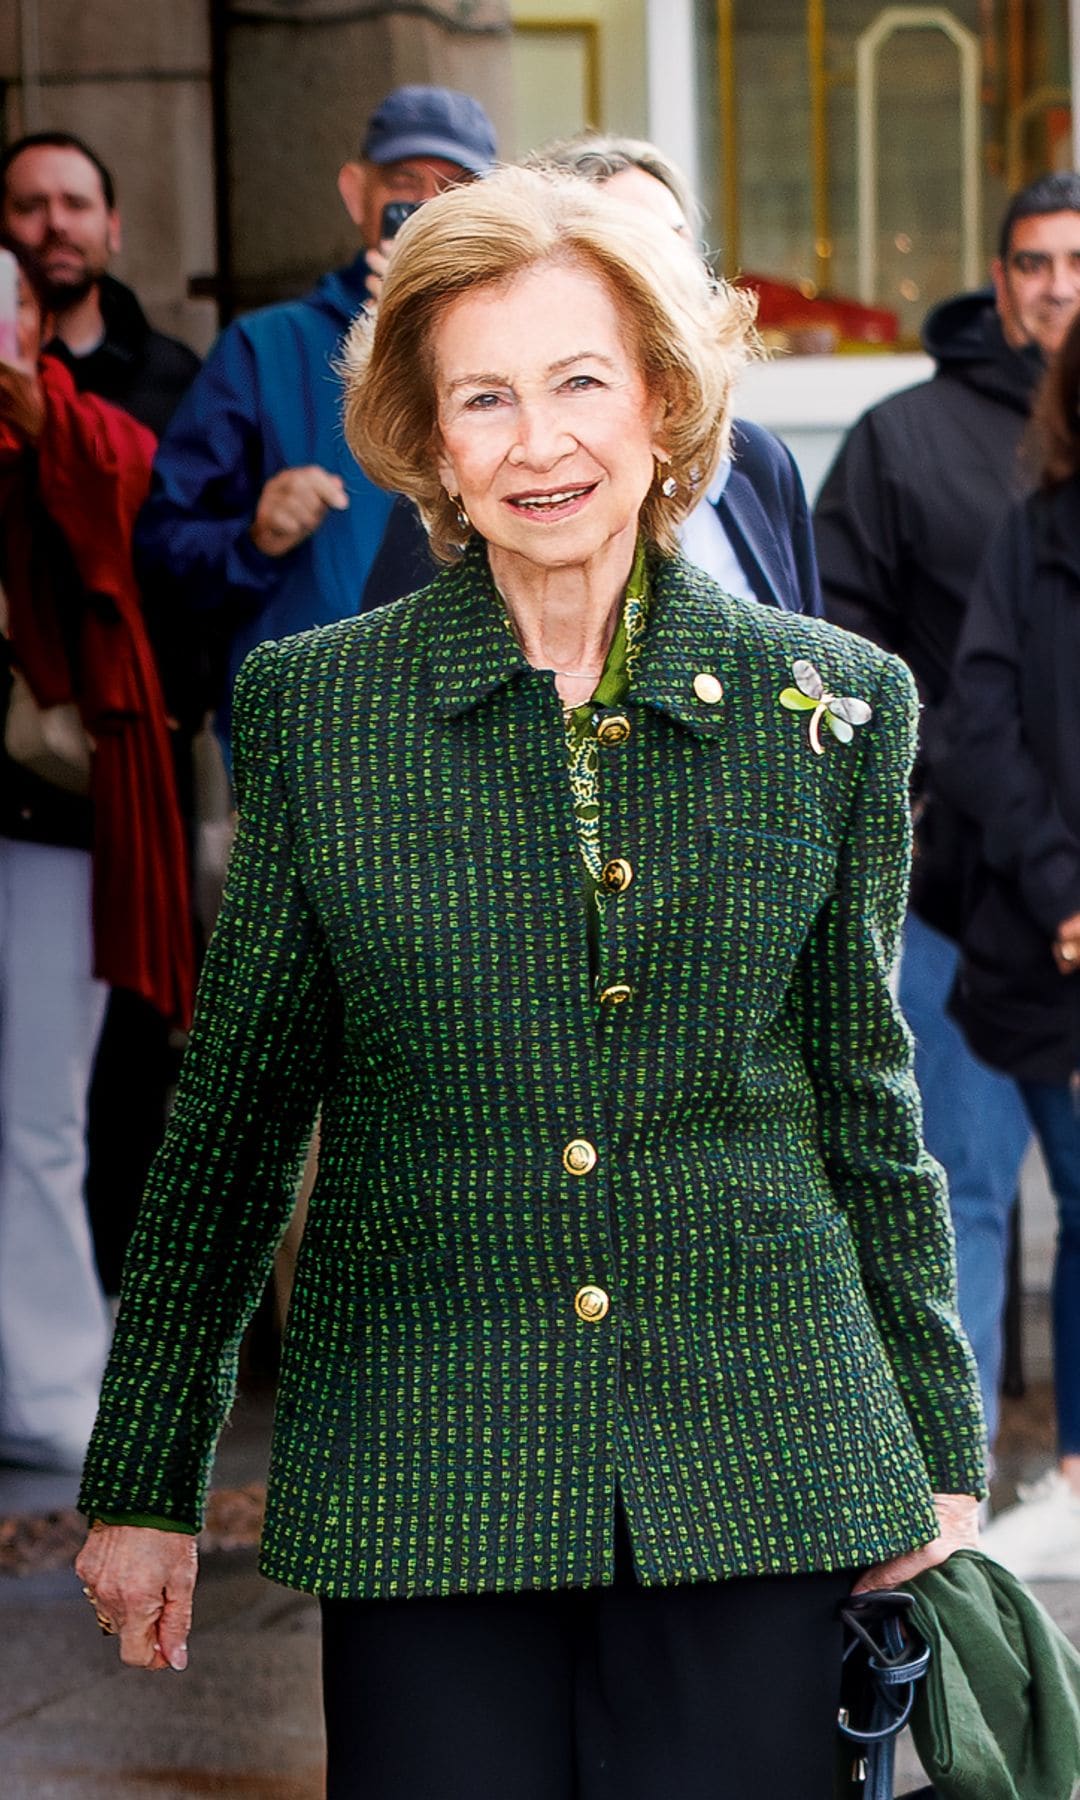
[930, 478, 1080, 1083]
[814, 290, 1045, 936]
[46, 274, 200, 440]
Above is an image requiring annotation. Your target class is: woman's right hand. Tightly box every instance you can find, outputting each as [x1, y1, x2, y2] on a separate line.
[0, 362, 44, 441]
[75, 1522, 198, 1671]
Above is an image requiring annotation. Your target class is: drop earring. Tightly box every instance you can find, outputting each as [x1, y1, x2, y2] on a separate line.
[656, 460, 677, 499]
[451, 494, 471, 531]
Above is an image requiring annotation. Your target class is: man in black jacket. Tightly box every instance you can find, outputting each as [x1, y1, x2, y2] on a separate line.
[0, 133, 199, 436]
[815, 172, 1080, 1452]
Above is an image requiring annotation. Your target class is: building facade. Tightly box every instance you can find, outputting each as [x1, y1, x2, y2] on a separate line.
[1, 2, 1076, 350]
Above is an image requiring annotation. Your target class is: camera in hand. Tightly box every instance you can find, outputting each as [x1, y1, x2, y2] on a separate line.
[380, 201, 420, 242]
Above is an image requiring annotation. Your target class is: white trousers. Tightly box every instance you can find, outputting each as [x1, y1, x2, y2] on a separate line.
[0, 837, 110, 1466]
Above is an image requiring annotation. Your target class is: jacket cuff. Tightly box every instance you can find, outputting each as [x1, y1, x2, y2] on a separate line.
[224, 524, 288, 596]
[90, 1511, 197, 1534]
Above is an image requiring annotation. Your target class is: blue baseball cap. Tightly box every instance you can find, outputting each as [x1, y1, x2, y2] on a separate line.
[362, 86, 496, 176]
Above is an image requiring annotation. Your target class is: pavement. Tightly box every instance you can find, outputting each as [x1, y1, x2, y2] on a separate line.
[2, 1335, 1079, 1799]
[0, 1393, 325, 1800]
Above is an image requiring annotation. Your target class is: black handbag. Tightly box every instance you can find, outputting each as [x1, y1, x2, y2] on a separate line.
[837, 1590, 933, 1800]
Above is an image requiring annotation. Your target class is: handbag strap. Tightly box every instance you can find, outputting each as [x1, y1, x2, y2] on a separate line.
[838, 1595, 933, 1800]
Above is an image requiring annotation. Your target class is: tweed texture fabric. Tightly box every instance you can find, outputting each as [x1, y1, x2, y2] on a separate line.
[79, 544, 987, 1599]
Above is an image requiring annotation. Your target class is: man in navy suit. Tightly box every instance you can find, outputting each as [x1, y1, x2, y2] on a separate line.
[677, 416, 820, 614]
[361, 134, 821, 619]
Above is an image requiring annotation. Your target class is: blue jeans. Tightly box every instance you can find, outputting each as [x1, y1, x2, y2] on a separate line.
[899, 914, 1031, 1444]
[1017, 1080, 1080, 1457]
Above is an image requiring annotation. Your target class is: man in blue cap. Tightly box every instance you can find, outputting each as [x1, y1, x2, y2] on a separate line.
[133, 86, 497, 746]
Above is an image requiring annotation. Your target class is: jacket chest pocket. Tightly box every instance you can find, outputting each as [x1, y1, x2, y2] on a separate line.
[624, 821, 838, 1036]
[314, 804, 580, 1008]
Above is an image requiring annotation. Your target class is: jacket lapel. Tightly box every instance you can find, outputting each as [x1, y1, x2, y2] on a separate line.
[715, 470, 787, 612]
[425, 541, 532, 718]
[423, 541, 745, 750]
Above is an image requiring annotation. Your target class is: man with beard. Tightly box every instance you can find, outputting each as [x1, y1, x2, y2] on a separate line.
[814, 171, 1080, 1465]
[0, 133, 199, 437]
[1, 133, 201, 1322]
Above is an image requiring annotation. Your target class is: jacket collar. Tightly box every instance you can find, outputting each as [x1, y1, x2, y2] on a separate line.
[44, 275, 148, 377]
[426, 539, 733, 740]
[426, 541, 533, 717]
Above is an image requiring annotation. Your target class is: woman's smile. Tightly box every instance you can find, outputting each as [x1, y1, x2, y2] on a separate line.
[503, 480, 599, 517]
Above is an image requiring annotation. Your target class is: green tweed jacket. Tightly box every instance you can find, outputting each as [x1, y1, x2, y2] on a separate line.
[80, 544, 987, 1599]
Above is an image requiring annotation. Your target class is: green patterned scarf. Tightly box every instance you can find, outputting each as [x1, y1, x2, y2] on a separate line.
[563, 537, 650, 882]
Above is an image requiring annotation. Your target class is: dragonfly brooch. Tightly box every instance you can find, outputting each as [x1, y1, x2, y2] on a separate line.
[779, 658, 872, 755]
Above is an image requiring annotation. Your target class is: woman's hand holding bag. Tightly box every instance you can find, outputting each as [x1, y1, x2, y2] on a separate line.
[852, 1493, 980, 1594]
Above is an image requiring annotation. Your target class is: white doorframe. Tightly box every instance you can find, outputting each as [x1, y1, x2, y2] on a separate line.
[645, 0, 701, 200]
[856, 7, 981, 303]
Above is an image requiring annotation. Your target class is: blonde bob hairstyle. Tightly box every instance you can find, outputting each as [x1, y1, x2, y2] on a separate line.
[342, 164, 758, 563]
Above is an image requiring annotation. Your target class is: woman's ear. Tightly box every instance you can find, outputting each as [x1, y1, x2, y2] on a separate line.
[649, 386, 671, 460]
[434, 433, 457, 496]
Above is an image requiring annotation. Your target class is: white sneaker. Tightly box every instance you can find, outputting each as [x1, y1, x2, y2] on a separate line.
[980, 1469, 1080, 1581]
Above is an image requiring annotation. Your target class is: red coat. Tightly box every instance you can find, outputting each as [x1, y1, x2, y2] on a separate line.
[0, 355, 194, 1027]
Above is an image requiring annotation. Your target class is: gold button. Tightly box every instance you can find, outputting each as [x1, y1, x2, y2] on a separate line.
[600, 857, 633, 894]
[596, 713, 631, 746]
[598, 982, 633, 1006]
[574, 1284, 610, 1322]
[693, 672, 724, 705]
[562, 1137, 598, 1176]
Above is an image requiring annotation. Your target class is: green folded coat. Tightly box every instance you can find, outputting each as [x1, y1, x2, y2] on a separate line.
[905, 1549, 1080, 1800]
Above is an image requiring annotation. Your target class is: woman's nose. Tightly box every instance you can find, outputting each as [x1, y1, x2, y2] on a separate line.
[508, 402, 573, 469]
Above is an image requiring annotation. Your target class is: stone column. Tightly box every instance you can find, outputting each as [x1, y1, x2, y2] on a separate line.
[2, 0, 217, 352]
[225, 0, 513, 312]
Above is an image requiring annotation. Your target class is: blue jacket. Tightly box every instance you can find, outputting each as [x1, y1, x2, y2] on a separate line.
[133, 255, 396, 736]
[361, 416, 822, 617]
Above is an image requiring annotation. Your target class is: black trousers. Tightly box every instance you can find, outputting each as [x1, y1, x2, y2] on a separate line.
[321, 1516, 851, 1799]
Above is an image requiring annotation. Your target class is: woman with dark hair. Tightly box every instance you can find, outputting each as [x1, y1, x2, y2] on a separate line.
[933, 308, 1080, 1578]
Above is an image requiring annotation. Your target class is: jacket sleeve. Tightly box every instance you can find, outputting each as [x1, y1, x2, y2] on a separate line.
[78, 640, 342, 1529]
[931, 509, 1080, 936]
[814, 410, 910, 658]
[797, 654, 987, 1497]
[133, 324, 286, 616]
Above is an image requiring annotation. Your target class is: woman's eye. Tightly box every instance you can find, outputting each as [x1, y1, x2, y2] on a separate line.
[464, 392, 501, 411]
[564, 373, 600, 392]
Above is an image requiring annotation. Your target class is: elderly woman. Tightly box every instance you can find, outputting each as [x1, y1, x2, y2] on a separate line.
[76, 168, 985, 1799]
[364, 134, 821, 619]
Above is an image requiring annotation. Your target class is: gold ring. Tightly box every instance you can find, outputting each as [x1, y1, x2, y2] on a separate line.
[81, 1585, 96, 1600]
[95, 1611, 117, 1636]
